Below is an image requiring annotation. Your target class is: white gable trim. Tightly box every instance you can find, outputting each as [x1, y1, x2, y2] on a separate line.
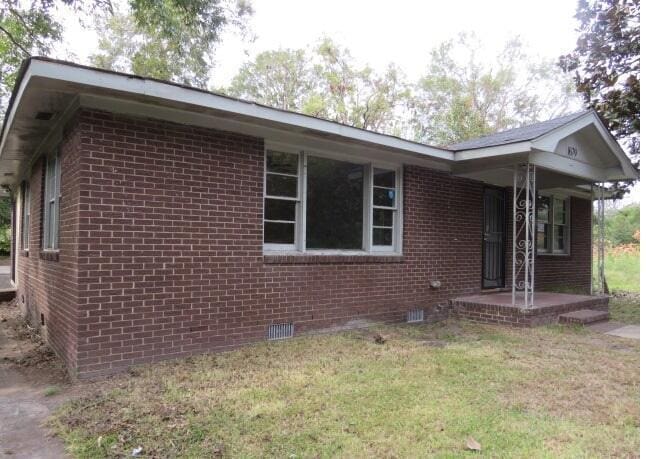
[532, 111, 637, 180]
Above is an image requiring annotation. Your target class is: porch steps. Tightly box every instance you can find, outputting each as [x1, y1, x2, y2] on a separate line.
[558, 309, 610, 326]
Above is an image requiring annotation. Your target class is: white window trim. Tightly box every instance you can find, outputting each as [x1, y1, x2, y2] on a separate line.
[43, 152, 61, 251]
[263, 142, 403, 256]
[536, 193, 570, 256]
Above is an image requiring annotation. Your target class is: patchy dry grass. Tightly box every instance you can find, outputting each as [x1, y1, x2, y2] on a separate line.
[50, 321, 639, 458]
[609, 293, 640, 325]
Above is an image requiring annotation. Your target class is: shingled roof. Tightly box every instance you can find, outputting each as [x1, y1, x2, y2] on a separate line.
[449, 110, 591, 151]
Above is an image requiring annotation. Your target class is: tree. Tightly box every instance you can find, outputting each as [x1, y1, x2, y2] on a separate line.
[605, 203, 639, 246]
[559, 0, 639, 182]
[0, 3, 61, 107]
[225, 38, 410, 136]
[227, 48, 313, 111]
[91, 0, 253, 88]
[411, 34, 582, 146]
[0, 0, 253, 109]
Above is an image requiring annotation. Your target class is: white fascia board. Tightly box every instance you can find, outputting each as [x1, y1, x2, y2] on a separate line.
[532, 111, 638, 180]
[0, 65, 34, 161]
[452, 141, 532, 161]
[529, 150, 609, 182]
[25, 60, 454, 162]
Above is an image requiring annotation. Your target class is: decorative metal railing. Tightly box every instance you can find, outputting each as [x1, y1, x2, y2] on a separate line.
[512, 163, 536, 308]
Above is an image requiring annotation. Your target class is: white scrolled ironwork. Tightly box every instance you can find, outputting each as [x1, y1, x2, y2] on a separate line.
[594, 183, 606, 295]
[512, 163, 536, 308]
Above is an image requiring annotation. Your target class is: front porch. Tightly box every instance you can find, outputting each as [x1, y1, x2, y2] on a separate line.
[450, 291, 610, 327]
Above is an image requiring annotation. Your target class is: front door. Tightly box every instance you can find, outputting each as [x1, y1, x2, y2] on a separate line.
[482, 188, 505, 289]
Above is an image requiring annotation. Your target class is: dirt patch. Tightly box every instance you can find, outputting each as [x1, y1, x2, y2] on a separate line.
[0, 301, 68, 386]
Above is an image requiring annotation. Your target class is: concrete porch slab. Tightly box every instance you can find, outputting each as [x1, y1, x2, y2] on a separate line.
[450, 291, 610, 327]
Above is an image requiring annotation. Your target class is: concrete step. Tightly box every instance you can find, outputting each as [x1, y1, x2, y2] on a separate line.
[559, 309, 610, 326]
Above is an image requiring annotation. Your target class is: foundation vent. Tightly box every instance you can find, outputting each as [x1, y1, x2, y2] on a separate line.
[268, 323, 294, 340]
[407, 308, 425, 323]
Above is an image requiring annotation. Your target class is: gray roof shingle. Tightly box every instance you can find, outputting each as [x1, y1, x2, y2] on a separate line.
[448, 110, 591, 151]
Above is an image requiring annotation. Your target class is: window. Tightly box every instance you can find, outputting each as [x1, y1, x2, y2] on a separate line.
[263, 148, 401, 254]
[20, 181, 30, 250]
[43, 152, 61, 250]
[536, 194, 569, 254]
[372, 168, 397, 250]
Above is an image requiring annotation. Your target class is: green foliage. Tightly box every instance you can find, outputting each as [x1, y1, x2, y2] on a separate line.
[0, 0, 252, 111]
[411, 34, 581, 146]
[0, 197, 10, 256]
[92, 0, 253, 88]
[225, 38, 411, 135]
[559, 0, 640, 194]
[0, 3, 62, 107]
[605, 203, 639, 245]
[228, 49, 313, 111]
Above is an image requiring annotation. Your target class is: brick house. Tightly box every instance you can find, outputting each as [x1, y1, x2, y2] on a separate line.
[0, 58, 637, 378]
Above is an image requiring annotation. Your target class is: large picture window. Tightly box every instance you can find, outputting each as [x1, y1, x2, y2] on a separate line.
[536, 194, 569, 254]
[263, 148, 401, 254]
[43, 152, 61, 250]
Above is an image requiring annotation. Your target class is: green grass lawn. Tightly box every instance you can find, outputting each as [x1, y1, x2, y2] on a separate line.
[603, 250, 640, 324]
[605, 251, 639, 293]
[50, 321, 639, 458]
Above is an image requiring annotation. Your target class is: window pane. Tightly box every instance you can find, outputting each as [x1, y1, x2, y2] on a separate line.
[267, 150, 298, 174]
[306, 156, 364, 249]
[373, 187, 395, 207]
[374, 168, 395, 188]
[553, 198, 566, 224]
[373, 208, 393, 227]
[537, 223, 550, 251]
[373, 228, 393, 246]
[266, 174, 298, 197]
[264, 198, 296, 222]
[554, 225, 566, 251]
[536, 195, 550, 222]
[264, 222, 295, 244]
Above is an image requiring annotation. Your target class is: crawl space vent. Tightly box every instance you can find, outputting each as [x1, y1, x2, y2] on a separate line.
[268, 323, 294, 340]
[407, 309, 425, 323]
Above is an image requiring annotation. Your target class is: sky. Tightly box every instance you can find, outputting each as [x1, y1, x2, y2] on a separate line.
[56, 0, 640, 204]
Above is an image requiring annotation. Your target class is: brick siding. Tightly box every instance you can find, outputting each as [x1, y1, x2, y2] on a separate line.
[16, 109, 594, 377]
[16, 117, 82, 373]
[505, 191, 592, 293]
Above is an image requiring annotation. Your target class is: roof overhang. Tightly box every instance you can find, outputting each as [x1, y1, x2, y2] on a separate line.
[453, 111, 638, 183]
[0, 58, 638, 191]
[0, 58, 454, 187]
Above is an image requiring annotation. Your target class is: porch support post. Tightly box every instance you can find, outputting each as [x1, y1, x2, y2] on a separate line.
[512, 163, 536, 308]
[594, 183, 606, 294]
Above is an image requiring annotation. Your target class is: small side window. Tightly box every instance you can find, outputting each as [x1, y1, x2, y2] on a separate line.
[43, 152, 61, 250]
[21, 181, 30, 250]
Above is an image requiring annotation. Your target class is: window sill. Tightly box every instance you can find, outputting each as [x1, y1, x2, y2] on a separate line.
[537, 252, 570, 258]
[264, 253, 404, 265]
[39, 251, 60, 262]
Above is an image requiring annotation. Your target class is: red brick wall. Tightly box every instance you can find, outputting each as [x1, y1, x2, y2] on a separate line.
[15, 118, 82, 373]
[504, 191, 592, 293]
[18, 108, 594, 377]
[70, 109, 485, 377]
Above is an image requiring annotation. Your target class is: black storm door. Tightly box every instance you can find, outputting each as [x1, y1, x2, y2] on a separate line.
[482, 188, 505, 289]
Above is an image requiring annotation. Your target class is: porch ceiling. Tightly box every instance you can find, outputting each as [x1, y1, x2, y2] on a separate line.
[455, 161, 595, 197]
